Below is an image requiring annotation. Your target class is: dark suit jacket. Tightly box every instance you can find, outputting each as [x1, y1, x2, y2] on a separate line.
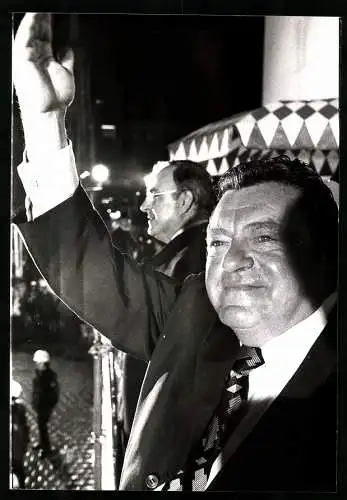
[123, 220, 208, 438]
[14, 185, 337, 492]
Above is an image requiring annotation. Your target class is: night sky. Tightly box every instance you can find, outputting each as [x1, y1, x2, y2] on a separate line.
[71, 14, 264, 177]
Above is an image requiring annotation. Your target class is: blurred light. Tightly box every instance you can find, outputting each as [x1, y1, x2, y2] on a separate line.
[101, 124, 117, 138]
[135, 191, 141, 196]
[101, 124, 116, 130]
[38, 279, 48, 289]
[80, 170, 90, 180]
[96, 99, 103, 104]
[109, 210, 121, 220]
[101, 197, 113, 205]
[91, 164, 110, 183]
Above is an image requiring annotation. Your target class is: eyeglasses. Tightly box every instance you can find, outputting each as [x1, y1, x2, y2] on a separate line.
[145, 189, 179, 200]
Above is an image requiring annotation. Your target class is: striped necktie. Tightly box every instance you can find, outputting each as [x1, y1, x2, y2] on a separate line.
[162, 346, 265, 491]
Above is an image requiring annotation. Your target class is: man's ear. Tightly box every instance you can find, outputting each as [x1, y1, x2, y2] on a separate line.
[178, 189, 195, 214]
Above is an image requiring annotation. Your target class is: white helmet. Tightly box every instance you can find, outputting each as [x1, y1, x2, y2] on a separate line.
[33, 349, 50, 363]
[11, 380, 22, 399]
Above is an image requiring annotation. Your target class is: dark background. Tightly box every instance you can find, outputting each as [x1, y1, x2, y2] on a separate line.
[13, 13, 264, 190]
[85, 14, 264, 168]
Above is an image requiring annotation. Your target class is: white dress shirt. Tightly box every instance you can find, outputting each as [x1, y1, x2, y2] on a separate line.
[17, 143, 79, 221]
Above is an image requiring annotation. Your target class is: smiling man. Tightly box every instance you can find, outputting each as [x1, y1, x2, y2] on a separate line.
[13, 13, 338, 492]
[206, 181, 321, 347]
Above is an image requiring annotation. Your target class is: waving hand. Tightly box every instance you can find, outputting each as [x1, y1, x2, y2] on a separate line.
[13, 13, 75, 114]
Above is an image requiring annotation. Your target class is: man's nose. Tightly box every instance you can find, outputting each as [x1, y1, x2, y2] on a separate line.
[140, 196, 151, 213]
[222, 243, 254, 272]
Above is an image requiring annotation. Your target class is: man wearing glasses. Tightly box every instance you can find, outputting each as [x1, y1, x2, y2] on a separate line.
[122, 158, 216, 453]
[141, 159, 216, 277]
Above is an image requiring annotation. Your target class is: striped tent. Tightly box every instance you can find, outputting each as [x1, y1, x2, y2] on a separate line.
[168, 98, 339, 179]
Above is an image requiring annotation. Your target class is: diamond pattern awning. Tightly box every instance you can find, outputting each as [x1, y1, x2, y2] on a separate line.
[168, 98, 339, 177]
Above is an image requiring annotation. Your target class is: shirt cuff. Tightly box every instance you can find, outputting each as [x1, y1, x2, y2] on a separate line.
[17, 141, 79, 220]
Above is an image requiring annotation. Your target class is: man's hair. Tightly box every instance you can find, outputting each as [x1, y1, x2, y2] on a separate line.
[217, 155, 338, 300]
[169, 160, 216, 214]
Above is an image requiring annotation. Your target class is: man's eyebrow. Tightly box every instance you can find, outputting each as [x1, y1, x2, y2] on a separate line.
[244, 220, 280, 231]
[206, 227, 230, 237]
[206, 220, 279, 235]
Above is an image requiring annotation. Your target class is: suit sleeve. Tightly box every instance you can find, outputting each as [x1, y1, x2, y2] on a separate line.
[13, 184, 179, 361]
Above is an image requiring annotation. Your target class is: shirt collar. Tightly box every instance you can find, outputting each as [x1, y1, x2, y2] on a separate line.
[261, 292, 337, 365]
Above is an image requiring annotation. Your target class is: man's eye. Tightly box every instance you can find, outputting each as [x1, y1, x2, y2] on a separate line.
[256, 234, 274, 243]
[209, 240, 228, 248]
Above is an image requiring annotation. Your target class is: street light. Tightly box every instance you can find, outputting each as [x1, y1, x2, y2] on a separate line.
[91, 164, 110, 184]
[82, 164, 110, 204]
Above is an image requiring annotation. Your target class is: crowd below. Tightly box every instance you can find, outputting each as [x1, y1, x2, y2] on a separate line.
[12, 260, 90, 360]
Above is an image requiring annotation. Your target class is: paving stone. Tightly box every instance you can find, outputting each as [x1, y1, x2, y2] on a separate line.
[12, 350, 95, 490]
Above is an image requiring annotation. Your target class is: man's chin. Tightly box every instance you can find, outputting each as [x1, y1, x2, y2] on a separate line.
[147, 224, 165, 242]
[147, 224, 156, 237]
[218, 307, 267, 347]
[218, 305, 257, 331]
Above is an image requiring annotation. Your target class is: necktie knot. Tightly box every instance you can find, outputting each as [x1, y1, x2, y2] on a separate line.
[232, 345, 265, 376]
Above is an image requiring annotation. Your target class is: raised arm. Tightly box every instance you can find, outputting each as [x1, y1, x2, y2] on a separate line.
[12, 13, 178, 360]
[13, 13, 73, 157]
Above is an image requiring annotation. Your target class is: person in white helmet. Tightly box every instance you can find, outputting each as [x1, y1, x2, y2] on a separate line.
[31, 350, 59, 458]
[11, 380, 29, 488]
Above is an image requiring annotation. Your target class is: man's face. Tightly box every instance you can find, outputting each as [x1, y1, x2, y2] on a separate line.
[205, 182, 315, 347]
[140, 167, 182, 243]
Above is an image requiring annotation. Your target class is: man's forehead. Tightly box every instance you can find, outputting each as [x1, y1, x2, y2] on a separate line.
[144, 161, 170, 190]
[157, 166, 174, 182]
[209, 182, 300, 225]
[224, 182, 299, 207]
[148, 166, 175, 190]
